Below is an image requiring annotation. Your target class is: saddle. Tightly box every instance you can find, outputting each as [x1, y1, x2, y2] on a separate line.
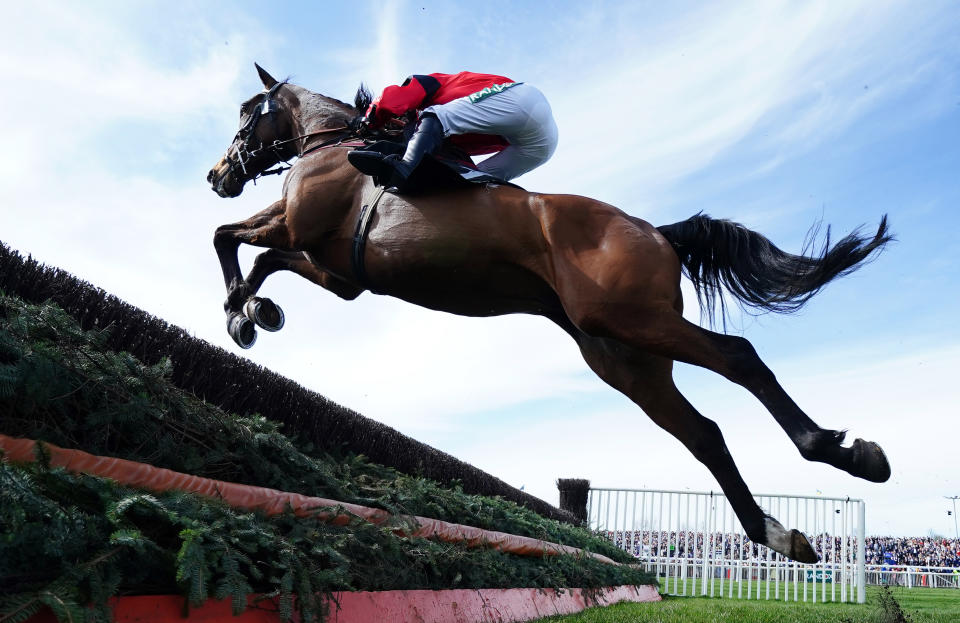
[349, 140, 524, 194]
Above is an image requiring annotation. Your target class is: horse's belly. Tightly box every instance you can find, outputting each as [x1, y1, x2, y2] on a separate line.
[361, 193, 557, 317]
[376, 258, 558, 318]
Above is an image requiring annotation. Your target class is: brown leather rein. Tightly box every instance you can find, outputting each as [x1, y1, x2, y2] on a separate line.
[255, 126, 363, 179]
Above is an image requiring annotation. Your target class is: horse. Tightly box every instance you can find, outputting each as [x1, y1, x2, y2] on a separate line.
[207, 65, 892, 563]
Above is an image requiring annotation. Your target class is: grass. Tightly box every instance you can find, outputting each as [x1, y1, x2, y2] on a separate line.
[538, 585, 960, 622]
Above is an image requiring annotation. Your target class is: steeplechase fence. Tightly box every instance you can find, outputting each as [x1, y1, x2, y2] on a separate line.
[0, 241, 574, 524]
[588, 487, 867, 603]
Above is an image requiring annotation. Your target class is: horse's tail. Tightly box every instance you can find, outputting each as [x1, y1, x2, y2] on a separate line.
[656, 213, 892, 326]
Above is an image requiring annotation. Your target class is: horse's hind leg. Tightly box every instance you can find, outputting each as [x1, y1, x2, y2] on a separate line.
[589, 305, 890, 484]
[574, 333, 818, 563]
[548, 210, 886, 484]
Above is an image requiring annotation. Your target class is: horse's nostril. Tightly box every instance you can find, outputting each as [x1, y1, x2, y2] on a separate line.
[207, 169, 214, 183]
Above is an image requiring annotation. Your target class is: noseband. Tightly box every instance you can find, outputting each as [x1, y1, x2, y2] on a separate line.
[223, 83, 353, 185]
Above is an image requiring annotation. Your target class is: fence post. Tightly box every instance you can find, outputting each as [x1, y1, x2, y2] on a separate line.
[557, 479, 591, 525]
[701, 494, 711, 596]
[857, 501, 866, 604]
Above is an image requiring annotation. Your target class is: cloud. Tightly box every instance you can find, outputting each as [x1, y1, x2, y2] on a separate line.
[373, 1, 402, 90]
[1, 0, 956, 539]
[309, 0, 404, 97]
[522, 1, 954, 216]
[0, 3, 269, 193]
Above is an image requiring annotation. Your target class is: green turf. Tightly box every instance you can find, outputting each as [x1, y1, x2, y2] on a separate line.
[538, 585, 960, 622]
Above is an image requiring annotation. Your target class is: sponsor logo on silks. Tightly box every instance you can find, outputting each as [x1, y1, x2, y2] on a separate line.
[467, 82, 521, 104]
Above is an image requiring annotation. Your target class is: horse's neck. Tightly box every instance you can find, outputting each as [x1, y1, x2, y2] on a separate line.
[291, 89, 352, 136]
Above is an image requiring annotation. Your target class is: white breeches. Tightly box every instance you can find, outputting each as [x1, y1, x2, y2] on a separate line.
[424, 83, 558, 181]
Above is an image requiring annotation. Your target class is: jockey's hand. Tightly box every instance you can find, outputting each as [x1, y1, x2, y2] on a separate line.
[349, 114, 372, 138]
[383, 116, 408, 132]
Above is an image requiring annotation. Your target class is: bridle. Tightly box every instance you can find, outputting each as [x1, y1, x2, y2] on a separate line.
[222, 82, 356, 185]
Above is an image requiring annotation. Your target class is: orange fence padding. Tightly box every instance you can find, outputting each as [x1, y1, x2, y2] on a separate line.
[0, 435, 617, 565]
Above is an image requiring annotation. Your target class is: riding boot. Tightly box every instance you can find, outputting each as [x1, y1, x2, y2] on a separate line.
[347, 116, 444, 191]
[381, 114, 444, 191]
[348, 146, 394, 181]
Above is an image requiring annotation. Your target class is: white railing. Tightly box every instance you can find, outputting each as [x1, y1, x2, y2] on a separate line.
[637, 556, 864, 601]
[866, 565, 960, 589]
[588, 487, 867, 603]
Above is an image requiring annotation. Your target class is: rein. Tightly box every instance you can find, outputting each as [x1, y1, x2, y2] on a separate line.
[225, 82, 364, 185]
[254, 126, 360, 178]
[264, 125, 351, 155]
[226, 83, 409, 185]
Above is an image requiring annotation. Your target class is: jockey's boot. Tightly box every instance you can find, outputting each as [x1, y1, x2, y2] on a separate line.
[381, 114, 444, 192]
[347, 148, 391, 181]
[347, 115, 444, 191]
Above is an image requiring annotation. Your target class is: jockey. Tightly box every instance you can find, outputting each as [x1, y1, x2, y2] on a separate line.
[348, 72, 558, 192]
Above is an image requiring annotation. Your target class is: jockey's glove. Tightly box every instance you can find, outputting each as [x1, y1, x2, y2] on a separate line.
[349, 114, 372, 138]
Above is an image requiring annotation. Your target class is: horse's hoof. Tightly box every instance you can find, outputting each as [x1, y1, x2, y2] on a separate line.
[850, 438, 891, 483]
[763, 516, 819, 563]
[244, 297, 285, 332]
[227, 312, 257, 349]
[788, 529, 819, 564]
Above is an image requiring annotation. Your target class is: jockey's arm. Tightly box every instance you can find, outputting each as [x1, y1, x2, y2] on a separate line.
[367, 76, 431, 127]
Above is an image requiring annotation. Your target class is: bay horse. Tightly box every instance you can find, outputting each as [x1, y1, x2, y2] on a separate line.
[207, 65, 892, 563]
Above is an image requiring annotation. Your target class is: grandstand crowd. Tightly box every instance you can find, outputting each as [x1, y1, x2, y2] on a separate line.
[866, 536, 960, 568]
[610, 530, 960, 569]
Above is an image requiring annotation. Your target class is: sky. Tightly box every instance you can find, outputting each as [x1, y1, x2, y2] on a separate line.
[1, 0, 958, 537]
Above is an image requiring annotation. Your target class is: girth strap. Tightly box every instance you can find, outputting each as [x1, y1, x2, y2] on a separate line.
[351, 186, 387, 294]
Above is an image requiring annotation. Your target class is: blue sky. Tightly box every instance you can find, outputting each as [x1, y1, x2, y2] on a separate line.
[1, 1, 958, 536]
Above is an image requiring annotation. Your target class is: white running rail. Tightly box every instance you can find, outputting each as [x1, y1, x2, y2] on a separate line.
[866, 565, 960, 589]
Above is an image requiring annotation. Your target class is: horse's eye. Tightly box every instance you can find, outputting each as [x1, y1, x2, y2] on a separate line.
[240, 104, 249, 114]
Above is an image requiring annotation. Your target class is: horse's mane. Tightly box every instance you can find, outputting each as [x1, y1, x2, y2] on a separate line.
[285, 82, 369, 123]
[275, 82, 369, 129]
[290, 85, 359, 126]
[354, 83, 373, 113]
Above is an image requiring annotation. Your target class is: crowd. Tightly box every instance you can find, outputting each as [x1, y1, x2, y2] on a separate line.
[866, 536, 960, 568]
[608, 530, 960, 569]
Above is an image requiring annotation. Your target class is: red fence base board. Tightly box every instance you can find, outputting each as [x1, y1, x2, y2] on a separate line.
[26, 585, 660, 623]
[328, 585, 660, 622]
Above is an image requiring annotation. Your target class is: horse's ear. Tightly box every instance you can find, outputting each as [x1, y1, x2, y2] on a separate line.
[255, 63, 278, 89]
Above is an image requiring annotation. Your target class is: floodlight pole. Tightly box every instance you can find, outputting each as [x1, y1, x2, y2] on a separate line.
[947, 496, 959, 540]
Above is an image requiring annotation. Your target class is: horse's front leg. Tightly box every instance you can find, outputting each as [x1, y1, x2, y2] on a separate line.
[213, 200, 294, 347]
[246, 249, 363, 302]
[235, 249, 363, 336]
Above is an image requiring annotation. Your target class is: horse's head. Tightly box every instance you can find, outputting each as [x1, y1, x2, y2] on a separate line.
[207, 64, 298, 198]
